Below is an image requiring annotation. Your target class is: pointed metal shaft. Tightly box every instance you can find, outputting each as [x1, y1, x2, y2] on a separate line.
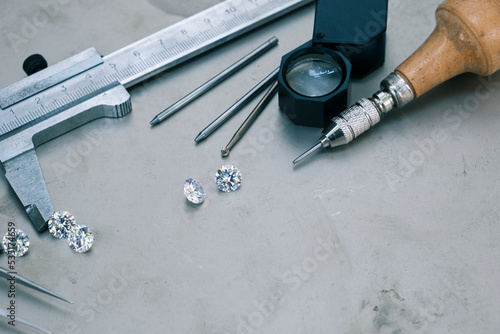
[221, 80, 278, 157]
[0, 267, 73, 304]
[150, 37, 279, 126]
[293, 142, 322, 164]
[195, 67, 279, 142]
[0, 309, 52, 334]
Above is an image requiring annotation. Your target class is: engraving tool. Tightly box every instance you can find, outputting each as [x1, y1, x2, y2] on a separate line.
[0, 0, 314, 231]
[293, 0, 500, 164]
[150, 36, 279, 126]
[221, 75, 279, 157]
[195, 67, 280, 143]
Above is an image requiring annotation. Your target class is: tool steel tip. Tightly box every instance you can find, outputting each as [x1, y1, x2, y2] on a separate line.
[221, 147, 230, 157]
[293, 142, 322, 164]
[269, 36, 279, 45]
[194, 133, 205, 143]
[150, 116, 160, 126]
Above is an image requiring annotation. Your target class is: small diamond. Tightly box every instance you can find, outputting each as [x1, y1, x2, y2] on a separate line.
[184, 178, 206, 204]
[48, 211, 76, 239]
[215, 165, 242, 192]
[2, 229, 29, 257]
[68, 225, 94, 253]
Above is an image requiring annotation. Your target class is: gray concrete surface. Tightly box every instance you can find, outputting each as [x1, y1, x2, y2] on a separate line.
[1, 0, 500, 333]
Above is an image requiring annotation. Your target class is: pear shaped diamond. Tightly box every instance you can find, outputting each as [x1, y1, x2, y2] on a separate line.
[184, 178, 206, 204]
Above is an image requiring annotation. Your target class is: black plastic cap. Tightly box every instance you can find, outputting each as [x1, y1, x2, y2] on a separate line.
[23, 54, 48, 76]
[313, 0, 388, 78]
[334, 33, 386, 78]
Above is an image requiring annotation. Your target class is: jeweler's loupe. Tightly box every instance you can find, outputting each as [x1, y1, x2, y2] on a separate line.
[278, 0, 388, 128]
[278, 43, 351, 127]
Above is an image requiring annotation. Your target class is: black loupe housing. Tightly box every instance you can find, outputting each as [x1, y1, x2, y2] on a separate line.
[279, 42, 351, 128]
[278, 0, 389, 128]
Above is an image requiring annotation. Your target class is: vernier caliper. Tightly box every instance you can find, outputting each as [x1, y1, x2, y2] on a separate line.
[0, 0, 313, 231]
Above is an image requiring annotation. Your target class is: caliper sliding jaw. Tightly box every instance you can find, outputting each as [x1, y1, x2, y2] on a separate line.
[0, 83, 131, 232]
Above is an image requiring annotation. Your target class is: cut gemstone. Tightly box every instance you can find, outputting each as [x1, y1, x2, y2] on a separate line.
[184, 178, 206, 204]
[215, 165, 242, 192]
[48, 211, 76, 239]
[68, 225, 94, 253]
[2, 229, 30, 257]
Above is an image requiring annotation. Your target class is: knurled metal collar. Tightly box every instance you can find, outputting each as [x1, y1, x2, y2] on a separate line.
[380, 72, 414, 108]
[338, 98, 380, 139]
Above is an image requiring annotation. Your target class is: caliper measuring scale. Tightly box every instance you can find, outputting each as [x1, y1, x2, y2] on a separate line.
[0, 0, 314, 231]
[294, 0, 500, 164]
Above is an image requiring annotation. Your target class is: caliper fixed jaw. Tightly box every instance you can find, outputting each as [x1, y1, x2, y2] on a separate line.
[2, 149, 54, 232]
[0, 83, 131, 231]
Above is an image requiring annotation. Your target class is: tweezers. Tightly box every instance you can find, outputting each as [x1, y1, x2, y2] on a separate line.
[0, 266, 72, 334]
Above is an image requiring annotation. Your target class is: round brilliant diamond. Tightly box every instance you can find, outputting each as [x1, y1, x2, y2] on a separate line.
[48, 211, 76, 239]
[68, 225, 94, 253]
[2, 229, 30, 257]
[215, 165, 242, 192]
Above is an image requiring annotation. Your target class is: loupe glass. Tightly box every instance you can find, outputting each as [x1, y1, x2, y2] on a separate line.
[285, 54, 343, 97]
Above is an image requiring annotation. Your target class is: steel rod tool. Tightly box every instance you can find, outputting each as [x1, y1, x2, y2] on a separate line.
[195, 67, 280, 143]
[0, 0, 313, 231]
[150, 36, 279, 126]
[221, 76, 279, 157]
[294, 0, 500, 164]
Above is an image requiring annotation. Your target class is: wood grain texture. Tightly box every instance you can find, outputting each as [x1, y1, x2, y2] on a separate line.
[395, 0, 500, 98]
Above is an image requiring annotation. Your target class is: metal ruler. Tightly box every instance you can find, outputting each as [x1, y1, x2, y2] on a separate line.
[0, 0, 314, 231]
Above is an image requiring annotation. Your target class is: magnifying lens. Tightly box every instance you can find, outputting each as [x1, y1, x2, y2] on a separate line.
[278, 42, 351, 127]
[278, 0, 388, 128]
[286, 53, 344, 97]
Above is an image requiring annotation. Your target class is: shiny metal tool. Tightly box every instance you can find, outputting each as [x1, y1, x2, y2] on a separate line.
[0, 266, 72, 334]
[293, 0, 500, 164]
[0, 0, 313, 231]
[150, 36, 279, 126]
[195, 67, 280, 143]
[221, 78, 279, 157]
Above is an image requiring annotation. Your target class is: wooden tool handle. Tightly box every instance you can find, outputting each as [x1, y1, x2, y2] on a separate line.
[395, 0, 500, 98]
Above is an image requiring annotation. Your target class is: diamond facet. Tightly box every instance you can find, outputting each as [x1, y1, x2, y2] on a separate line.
[184, 178, 206, 204]
[48, 211, 76, 239]
[2, 229, 30, 257]
[215, 165, 242, 192]
[68, 225, 94, 253]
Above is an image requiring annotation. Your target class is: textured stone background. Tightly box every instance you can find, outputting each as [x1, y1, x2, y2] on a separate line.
[1, 0, 500, 333]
